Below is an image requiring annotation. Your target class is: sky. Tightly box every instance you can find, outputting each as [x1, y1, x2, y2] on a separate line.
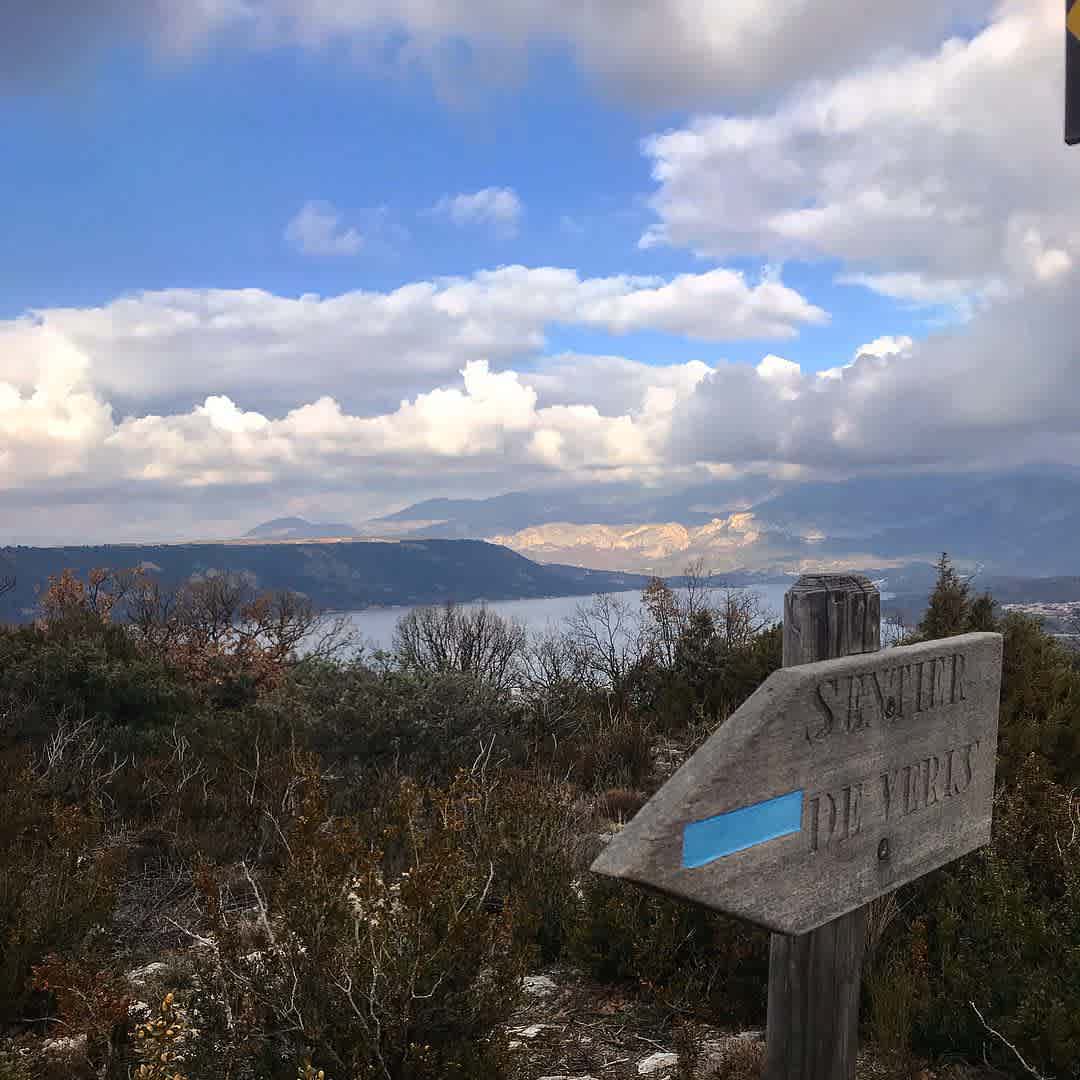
[1, 0, 1079, 545]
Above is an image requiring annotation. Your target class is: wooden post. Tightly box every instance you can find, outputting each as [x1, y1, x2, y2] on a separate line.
[764, 573, 880, 1080]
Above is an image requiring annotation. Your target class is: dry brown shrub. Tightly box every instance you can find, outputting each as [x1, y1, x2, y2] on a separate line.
[597, 787, 649, 823]
[709, 1038, 764, 1079]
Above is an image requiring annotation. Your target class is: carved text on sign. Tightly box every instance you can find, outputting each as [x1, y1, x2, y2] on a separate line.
[806, 739, 982, 853]
[807, 651, 967, 742]
[590, 633, 1003, 933]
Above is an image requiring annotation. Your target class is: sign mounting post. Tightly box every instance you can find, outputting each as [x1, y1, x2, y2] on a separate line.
[591, 573, 1003, 1080]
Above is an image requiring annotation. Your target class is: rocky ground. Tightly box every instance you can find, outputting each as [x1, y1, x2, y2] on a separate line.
[499, 965, 997, 1080]
[1, 953, 1003, 1080]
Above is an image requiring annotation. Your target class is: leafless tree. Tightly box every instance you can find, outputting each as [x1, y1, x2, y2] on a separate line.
[640, 577, 684, 668]
[565, 592, 647, 696]
[0, 575, 14, 600]
[517, 624, 592, 737]
[392, 602, 527, 693]
[882, 610, 911, 648]
[125, 568, 354, 664]
[681, 557, 713, 621]
[520, 624, 590, 694]
[712, 587, 775, 648]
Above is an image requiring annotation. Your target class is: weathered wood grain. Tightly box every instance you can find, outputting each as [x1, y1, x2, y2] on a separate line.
[589, 628, 1003, 933]
[588, 573, 1003, 1080]
[766, 904, 867, 1080]
[782, 574, 880, 668]
[766, 574, 879, 1080]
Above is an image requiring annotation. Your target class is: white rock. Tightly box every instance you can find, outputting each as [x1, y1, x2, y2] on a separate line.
[522, 974, 558, 997]
[42, 1034, 88, 1056]
[637, 1050, 678, 1075]
[126, 961, 170, 986]
[507, 1023, 548, 1039]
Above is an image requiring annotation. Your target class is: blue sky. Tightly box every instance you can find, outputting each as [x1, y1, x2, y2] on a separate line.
[1, 0, 1077, 547]
[0, 35, 926, 372]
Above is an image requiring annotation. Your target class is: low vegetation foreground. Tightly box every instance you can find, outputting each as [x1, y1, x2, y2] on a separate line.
[0, 557, 1078, 1079]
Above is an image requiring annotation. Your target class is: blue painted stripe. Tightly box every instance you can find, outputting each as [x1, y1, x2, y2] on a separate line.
[682, 790, 804, 868]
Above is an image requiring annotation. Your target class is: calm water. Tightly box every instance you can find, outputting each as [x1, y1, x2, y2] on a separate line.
[310, 581, 893, 657]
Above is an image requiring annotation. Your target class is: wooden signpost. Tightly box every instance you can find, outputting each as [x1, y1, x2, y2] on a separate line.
[590, 573, 1003, 1080]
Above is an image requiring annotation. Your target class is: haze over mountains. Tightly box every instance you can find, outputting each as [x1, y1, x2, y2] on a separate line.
[294, 465, 1080, 579]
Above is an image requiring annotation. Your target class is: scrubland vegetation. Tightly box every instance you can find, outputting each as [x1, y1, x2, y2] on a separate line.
[0, 556, 1078, 1078]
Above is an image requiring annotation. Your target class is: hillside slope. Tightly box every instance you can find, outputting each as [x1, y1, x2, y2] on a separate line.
[0, 539, 652, 620]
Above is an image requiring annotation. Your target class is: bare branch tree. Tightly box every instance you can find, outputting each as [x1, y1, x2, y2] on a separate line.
[681, 557, 712, 621]
[392, 602, 527, 692]
[712, 587, 775, 648]
[565, 592, 647, 697]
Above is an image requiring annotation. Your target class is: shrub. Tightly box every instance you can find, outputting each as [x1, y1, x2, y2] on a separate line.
[183, 762, 525, 1080]
[883, 755, 1080, 1077]
[0, 755, 123, 1024]
[29, 953, 130, 1076]
[270, 662, 526, 793]
[453, 769, 590, 965]
[710, 1039, 764, 1080]
[562, 712, 657, 791]
[569, 872, 768, 1025]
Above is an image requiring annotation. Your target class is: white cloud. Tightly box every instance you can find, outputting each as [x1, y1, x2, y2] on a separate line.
[641, 0, 1072, 295]
[817, 335, 912, 381]
[2, 1, 984, 106]
[572, 269, 828, 340]
[668, 272, 1080, 471]
[12, 266, 823, 420]
[522, 354, 711, 416]
[835, 272, 991, 313]
[285, 200, 363, 256]
[7, 270, 1080, 544]
[431, 187, 523, 235]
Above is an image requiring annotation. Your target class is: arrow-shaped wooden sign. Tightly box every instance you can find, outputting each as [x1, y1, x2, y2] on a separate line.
[591, 632, 1003, 935]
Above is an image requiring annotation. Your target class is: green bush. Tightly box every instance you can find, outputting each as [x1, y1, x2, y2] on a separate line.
[569, 872, 768, 1025]
[454, 770, 589, 965]
[0, 754, 123, 1024]
[875, 755, 1080, 1077]
[183, 764, 525, 1080]
[0, 621, 194, 755]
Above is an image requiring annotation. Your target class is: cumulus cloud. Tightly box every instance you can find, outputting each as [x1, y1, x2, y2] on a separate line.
[641, 0, 1073, 297]
[817, 335, 913, 381]
[10, 266, 823, 419]
[668, 272, 1080, 471]
[835, 273, 994, 316]
[572, 269, 828, 340]
[430, 187, 523, 236]
[521, 355, 712, 416]
[285, 201, 363, 256]
[7, 271, 1080, 544]
[2, 0, 983, 106]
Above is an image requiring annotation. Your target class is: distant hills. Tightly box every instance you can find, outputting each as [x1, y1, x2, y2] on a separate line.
[369, 477, 778, 537]
[10, 462, 1078, 625]
[0, 539, 653, 622]
[361, 465, 1080, 579]
[245, 516, 360, 540]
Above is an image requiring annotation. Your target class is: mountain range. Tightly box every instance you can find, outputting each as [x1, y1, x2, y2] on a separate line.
[353, 465, 1080, 578]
